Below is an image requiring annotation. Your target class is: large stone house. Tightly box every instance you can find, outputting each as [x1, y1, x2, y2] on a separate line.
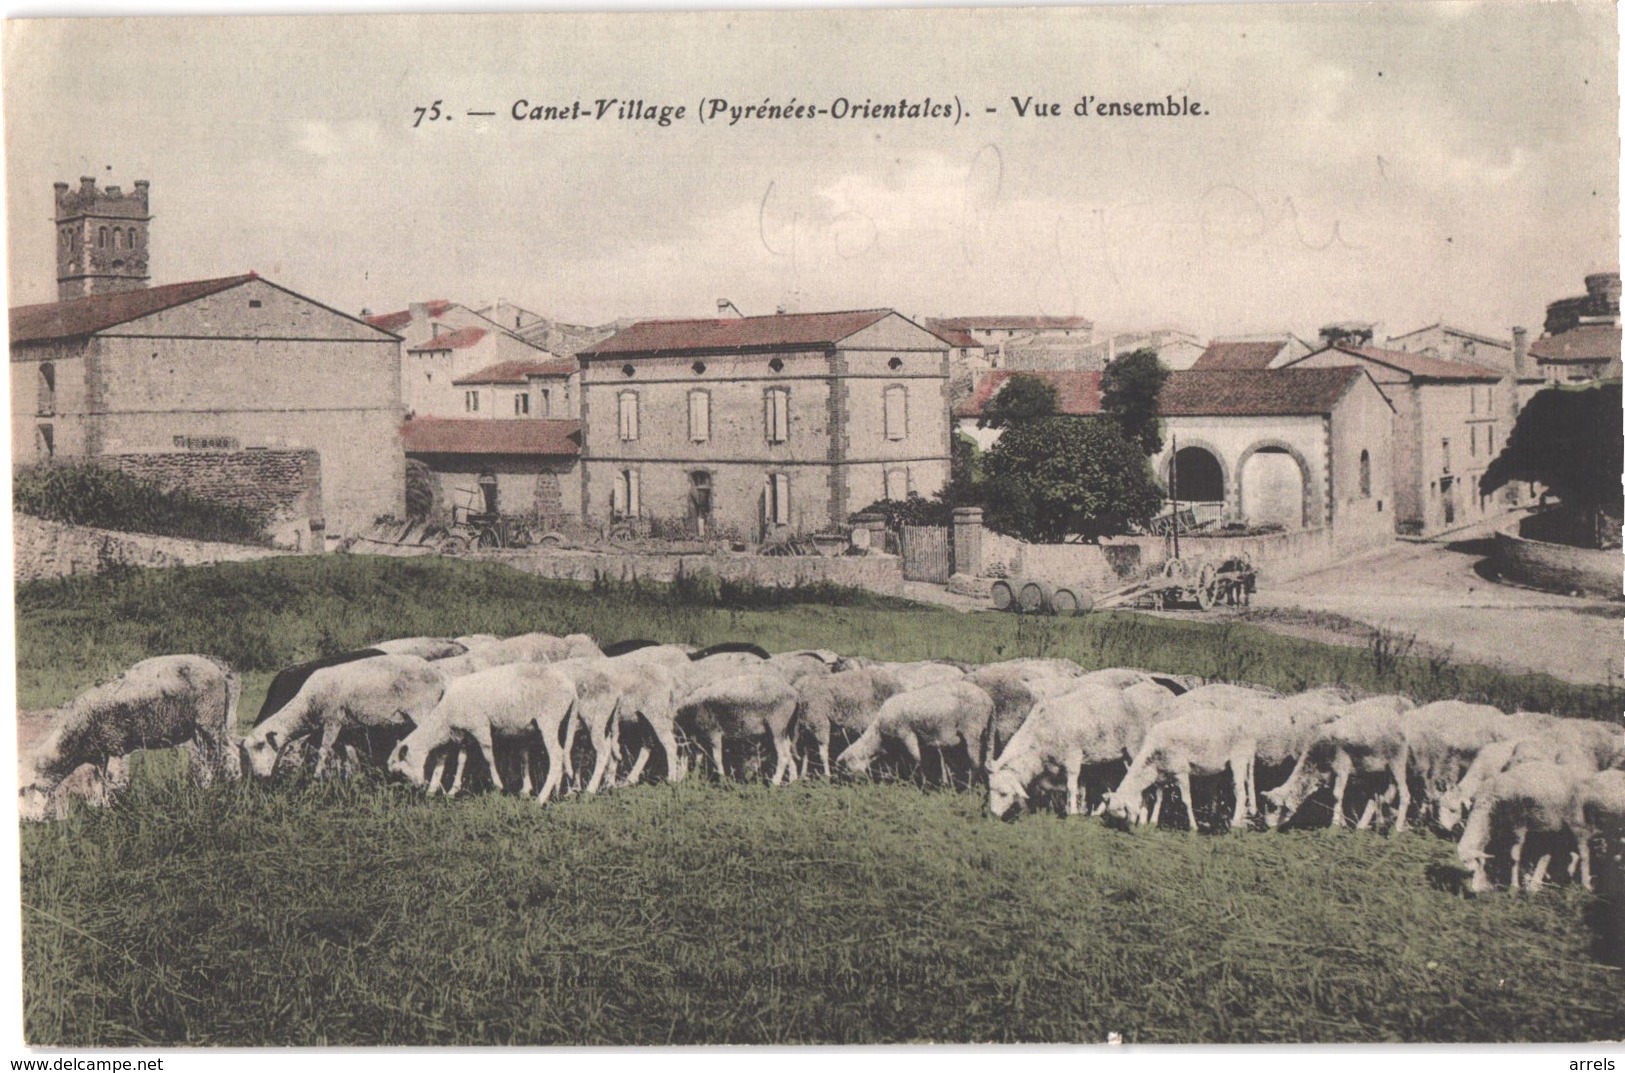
[577, 309, 951, 540]
[1283, 343, 1505, 535]
[9, 272, 405, 536]
[955, 366, 1396, 553]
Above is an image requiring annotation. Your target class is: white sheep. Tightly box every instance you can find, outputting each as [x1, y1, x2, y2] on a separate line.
[1457, 760, 1589, 894]
[239, 655, 446, 779]
[836, 680, 996, 786]
[388, 662, 577, 802]
[554, 657, 684, 793]
[20, 655, 241, 820]
[368, 637, 469, 660]
[1101, 707, 1258, 832]
[1262, 695, 1415, 831]
[676, 671, 801, 784]
[987, 681, 1141, 819]
[1568, 768, 1625, 893]
[793, 667, 905, 777]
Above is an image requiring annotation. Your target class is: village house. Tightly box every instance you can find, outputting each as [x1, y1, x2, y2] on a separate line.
[398, 416, 580, 525]
[1283, 342, 1505, 535]
[577, 309, 951, 540]
[925, 315, 1094, 371]
[955, 367, 1394, 553]
[1527, 272, 1622, 385]
[9, 272, 405, 538]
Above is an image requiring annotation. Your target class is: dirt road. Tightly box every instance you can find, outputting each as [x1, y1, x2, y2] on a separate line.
[1244, 522, 1621, 686]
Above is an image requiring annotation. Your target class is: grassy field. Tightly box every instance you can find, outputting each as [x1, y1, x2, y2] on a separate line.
[16, 554, 1625, 1044]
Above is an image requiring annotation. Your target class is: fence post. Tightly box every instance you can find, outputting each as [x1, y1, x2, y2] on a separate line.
[952, 507, 983, 577]
[850, 512, 888, 552]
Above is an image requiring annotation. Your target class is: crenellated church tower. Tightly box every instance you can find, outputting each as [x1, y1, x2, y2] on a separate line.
[54, 176, 150, 301]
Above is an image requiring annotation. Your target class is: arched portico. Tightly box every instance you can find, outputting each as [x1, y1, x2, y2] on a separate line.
[1235, 439, 1320, 529]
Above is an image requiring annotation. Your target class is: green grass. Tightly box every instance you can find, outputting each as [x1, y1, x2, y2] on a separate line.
[14, 461, 271, 546]
[16, 553, 1625, 1044]
[22, 775, 1625, 1045]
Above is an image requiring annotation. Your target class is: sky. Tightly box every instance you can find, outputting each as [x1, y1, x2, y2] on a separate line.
[2, 1, 1619, 343]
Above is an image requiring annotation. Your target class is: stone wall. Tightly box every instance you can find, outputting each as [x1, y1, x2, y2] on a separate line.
[98, 449, 322, 548]
[13, 514, 290, 585]
[467, 546, 906, 594]
[1491, 524, 1621, 598]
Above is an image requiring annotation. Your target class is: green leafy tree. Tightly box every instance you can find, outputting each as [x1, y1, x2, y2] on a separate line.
[978, 374, 1058, 429]
[980, 417, 1166, 542]
[1100, 347, 1169, 456]
[1482, 382, 1622, 547]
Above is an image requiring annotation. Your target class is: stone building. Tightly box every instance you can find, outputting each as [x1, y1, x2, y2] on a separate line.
[10, 273, 405, 536]
[366, 302, 573, 419]
[926, 315, 1094, 371]
[1527, 273, 1622, 384]
[1284, 343, 1504, 535]
[955, 367, 1395, 552]
[578, 309, 951, 540]
[1189, 335, 1313, 371]
[399, 417, 580, 525]
[54, 177, 150, 301]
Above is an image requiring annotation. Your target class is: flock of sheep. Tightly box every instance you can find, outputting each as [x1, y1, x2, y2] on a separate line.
[17, 631, 1625, 899]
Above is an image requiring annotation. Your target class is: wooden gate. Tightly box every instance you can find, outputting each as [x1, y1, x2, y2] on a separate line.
[900, 525, 952, 583]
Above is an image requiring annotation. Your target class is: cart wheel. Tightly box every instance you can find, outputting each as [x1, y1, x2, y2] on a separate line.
[477, 528, 501, 549]
[1196, 563, 1217, 610]
[439, 534, 471, 556]
[536, 531, 567, 548]
[608, 523, 637, 543]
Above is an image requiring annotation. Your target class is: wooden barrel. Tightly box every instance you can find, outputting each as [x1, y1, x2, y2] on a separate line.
[1050, 586, 1094, 616]
[990, 578, 1016, 611]
[1017, 579, 1054, 614]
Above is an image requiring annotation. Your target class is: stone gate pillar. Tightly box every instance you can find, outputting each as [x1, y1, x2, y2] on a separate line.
[952, 506, 983, 576]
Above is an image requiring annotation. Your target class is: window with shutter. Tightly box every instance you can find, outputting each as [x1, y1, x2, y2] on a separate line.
[884, 385, 907, 440]
[765, 388, 789, 443]
[619, 392, 640, 441]
[628, 470, 641, 516]
[689, 390, 710, 442]
[772, 473, 791, 525]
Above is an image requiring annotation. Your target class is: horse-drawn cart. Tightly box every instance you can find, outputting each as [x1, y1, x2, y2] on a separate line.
[990, 554, 1257, 615]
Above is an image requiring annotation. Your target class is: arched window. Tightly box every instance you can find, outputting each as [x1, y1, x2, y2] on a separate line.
[97, 227, 108, 248]
[1169, 446, 1224, 503]
[112, 227, 122, 249]
[1359, 449, 1371, 498]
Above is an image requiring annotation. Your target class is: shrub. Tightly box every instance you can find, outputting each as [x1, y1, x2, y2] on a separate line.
[853, 494, 952, 530]
[14, 462, 270, 546]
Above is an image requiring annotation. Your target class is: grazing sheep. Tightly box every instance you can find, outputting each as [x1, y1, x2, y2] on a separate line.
[1457, 761, 1588, 894]
[368, 637, 469, 661]
[676, 671, 800, 784]
[1262, 695, 1415, 831]
[793, 667, 905, 777]
[1403, 701, 1542, 820]
[1101, 707, 1259, 832]
[389, 662, 577, 803]
[256, 648, 386, 725]
[239, 655, 446, 778]
[1568, 768, 1625, 893]
[554, 657, 684, 793]
[20, 655, 240, 819]
[873, 660, 969, 693]
[454, 634, 502, 650]
[1157, 682, 1282, 720]
[987, 682, 1142, 819]
[1437, 729, 1613, 831]
[835, 680, 996, 787]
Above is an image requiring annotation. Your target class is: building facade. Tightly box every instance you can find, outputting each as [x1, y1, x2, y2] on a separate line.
[54, 177, 151, 301]
[10, 274, 405, 536]
[1285, 343, 1504, 535]
[578, 309, 951, 540]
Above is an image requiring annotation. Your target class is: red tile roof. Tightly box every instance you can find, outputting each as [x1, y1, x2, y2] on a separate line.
[1159, 368, 1373, 416]
[408, 326, 488, 352]
[399, 417, 580, 457]
[1292, 344, 1502, 382]
[931, 315, 1093, 332]
[954, 370, 1102, 418]
[931, 326, 982, 349]
[10, 274, 258, 344]
[957, 367, 1376, 419]
[1190, 340, 1287, 371]
[365, 300, 454, 331]
[1529, 324, 1622, 363]
[452, 358, 578, 385]
[581, 309, 899, 357]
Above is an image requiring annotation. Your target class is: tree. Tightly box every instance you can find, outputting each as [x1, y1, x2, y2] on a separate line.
[1482, 381, 1622, 547]
[1100, 347, 1169, 456]
[980, 417, 1166, 543]
[978, 373, 1058, 429]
